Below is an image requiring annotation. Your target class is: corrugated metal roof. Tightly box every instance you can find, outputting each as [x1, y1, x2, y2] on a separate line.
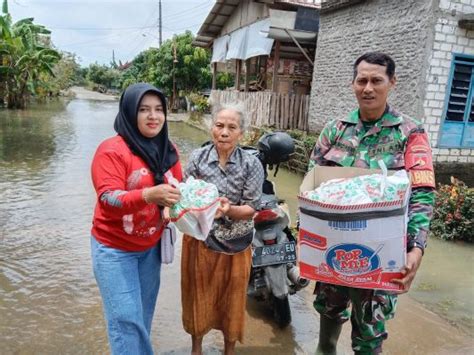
[193, 0, 240, 48]
[274, 0, 321, 9]
[193, 0, 321, 48]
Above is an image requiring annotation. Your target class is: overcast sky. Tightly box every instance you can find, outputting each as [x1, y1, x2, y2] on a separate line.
[8, 0, 214, 66]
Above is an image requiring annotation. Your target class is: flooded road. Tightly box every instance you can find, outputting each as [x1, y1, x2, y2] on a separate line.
[0, 97, 473, 354]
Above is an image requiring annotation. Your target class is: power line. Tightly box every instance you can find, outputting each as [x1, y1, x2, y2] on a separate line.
[163, 0, 212, 21]
[163, 22, 203, 32]
[58, 4, 158, 48]
[164, 7, 210, 23]
[47, 9, 208, 32]
[122, 34, 151, 62]
[42, 1, 211, 32]
[60, 28, 145, 48]
[49, 25, 158, 31]
[121, 4, 161, 61]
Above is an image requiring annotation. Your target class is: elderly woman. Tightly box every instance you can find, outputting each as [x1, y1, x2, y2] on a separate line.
[181, 103, 264, 355]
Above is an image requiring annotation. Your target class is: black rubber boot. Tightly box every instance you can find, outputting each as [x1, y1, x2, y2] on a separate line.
[316, 315, 343, 355]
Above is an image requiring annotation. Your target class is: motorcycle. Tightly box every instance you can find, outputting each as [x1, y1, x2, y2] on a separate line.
[246, 132, 309, 327]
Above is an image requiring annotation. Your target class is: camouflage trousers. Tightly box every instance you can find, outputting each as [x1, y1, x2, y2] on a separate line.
[314, 282, 398, 354]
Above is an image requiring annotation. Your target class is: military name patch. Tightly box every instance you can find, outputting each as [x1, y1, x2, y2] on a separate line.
[368, 141, 404, 156]
[410, 170, 436, 188]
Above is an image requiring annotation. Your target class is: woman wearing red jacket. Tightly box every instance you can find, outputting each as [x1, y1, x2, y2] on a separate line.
[90, 83, 182, 354]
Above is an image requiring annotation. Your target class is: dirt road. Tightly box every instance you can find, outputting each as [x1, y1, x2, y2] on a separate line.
[69, 86, 118, 101]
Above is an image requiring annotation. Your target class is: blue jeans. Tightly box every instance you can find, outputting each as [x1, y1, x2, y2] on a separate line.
[91, 236, 161, 355]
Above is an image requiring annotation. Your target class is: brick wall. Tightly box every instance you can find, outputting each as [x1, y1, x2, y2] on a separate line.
[309, 0, 435, 132]
[424, 0, 474, 163]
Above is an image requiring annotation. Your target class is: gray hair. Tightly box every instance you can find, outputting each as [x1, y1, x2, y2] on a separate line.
[211, 102, 249, 133]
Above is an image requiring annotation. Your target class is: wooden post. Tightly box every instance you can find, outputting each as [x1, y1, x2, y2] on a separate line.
[212, 62, 217, 90]
[272, 41, 280, 93]
[235, 60, 241, 91]
[290, 94, 296, 128]
[244, 59, 250, 92]
[262, 56, 268, 90]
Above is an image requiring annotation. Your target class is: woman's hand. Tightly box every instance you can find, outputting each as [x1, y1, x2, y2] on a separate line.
[162, 206, 171, 222]
[144, 184, 181, 207]
[214, 197, 231, 219]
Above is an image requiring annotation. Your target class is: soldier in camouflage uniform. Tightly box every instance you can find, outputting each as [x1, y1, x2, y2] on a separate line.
[309, 52, 436, 354]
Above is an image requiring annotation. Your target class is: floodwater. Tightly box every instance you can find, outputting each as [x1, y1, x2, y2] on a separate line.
[0, 97, 473, 354]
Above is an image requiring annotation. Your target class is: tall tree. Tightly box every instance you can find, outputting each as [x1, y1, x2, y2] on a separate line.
[155, 31, 211, 95]
[121, 31, 211, 97]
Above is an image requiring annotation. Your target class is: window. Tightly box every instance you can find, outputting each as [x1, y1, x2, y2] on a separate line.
[439, 53, 474, 148]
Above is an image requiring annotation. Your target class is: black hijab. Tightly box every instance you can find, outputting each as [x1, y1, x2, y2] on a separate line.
[114, 83, 178, 185]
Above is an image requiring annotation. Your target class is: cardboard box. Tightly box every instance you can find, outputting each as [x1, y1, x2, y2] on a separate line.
[298, 166, 409, 291]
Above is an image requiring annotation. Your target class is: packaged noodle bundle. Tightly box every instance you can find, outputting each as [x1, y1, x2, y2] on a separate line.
[302, 170, 410, 205]
[170, 177, 220, 240]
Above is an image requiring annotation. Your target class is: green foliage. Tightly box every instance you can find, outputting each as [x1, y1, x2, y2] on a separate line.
[216, 72, 234, 89]
[43, 31, 213, 101]
[117, 48, 158, 90]
[120, 31, 211, 96]
[286, 129, 319, 153]
[36, 51, 82, 96]
[86, 63, 121, 89]
[431, 177, 473, 242]
[241, 127, 271, 147]
[188, 93, 209, 113]
[0, 0, 61, 108]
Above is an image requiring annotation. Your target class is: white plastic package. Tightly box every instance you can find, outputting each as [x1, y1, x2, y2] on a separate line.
[302, 161, 410, 205]
[170, 177, 220, 240]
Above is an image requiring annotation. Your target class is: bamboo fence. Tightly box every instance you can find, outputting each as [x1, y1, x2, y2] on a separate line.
[209, 90, 310, 131]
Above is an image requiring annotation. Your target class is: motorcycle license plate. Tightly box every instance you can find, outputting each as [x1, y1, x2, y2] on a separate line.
[251, 242, 297, 267]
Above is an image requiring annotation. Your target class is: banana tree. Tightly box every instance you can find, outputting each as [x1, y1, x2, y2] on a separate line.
[0, 0, 61, 108]
[0, 0, 12, 104]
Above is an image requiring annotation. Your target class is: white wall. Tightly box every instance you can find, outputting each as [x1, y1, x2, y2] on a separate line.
[220, 0, 269, 36]
[424, 0, 474, 163]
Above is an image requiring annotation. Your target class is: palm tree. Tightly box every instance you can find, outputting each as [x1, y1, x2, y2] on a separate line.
[0, 0, 60, 108]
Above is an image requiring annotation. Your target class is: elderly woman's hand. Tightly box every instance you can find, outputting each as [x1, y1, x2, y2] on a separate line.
[144, 184, 181, 207]
[215, 197, 231, 219]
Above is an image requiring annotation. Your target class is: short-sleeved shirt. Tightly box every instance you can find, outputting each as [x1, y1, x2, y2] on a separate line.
[185, 144, 264, 253]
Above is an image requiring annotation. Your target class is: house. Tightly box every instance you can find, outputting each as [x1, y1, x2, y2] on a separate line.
[308, 0, 474, 177]
[193, 0, 320, 130]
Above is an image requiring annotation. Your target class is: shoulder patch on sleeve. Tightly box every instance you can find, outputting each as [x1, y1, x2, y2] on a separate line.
[405, 131, 435, 188]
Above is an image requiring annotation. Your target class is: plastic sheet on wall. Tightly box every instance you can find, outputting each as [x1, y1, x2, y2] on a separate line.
[212, 19, 274, 62]
[245, 18, 274, 60]
[225, 27, 249, 60]
[211, 35, 229, 63]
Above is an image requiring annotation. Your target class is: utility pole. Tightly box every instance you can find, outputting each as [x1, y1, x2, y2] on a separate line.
[172, 40, 178, 111]
[159, 0, 162, 47]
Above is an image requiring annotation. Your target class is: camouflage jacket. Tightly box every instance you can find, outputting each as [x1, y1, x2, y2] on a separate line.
[309, 106, 436, 253]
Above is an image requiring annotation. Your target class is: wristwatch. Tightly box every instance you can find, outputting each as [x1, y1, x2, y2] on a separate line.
[407, 240, 425, 256]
